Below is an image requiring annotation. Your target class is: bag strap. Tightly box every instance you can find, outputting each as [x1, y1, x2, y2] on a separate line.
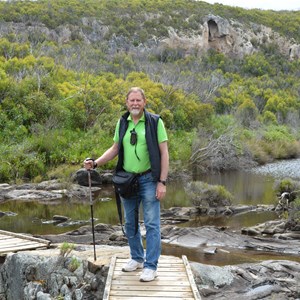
[115, 191, 139, 238]
[115, 191, 126, 236]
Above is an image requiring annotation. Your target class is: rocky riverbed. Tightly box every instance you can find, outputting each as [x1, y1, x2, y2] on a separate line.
[1, 178, 300, 299]
[1, 221, 300, 299]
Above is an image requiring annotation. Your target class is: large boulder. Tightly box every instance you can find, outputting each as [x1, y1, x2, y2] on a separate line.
[0, 251, 107, 300]
[73, 169, 102, 186]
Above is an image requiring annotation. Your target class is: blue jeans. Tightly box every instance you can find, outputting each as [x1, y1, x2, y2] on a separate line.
[121, 172, 161, 270]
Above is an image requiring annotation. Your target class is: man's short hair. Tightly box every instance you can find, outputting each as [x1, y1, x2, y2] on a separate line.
[126, 87, 146, 100]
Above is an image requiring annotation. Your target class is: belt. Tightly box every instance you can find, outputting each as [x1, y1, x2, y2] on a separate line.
[136, 169, 151, 177]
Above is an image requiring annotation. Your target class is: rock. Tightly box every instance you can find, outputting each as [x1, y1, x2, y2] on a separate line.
[0, 180, 103, 203]
[73, 169, 102, 186]
[101, 172, 114, 184]
[0, 183, 11, 190]
[161, 14, 300, 61]
[289, 44, 300, 60]
[4, 189, 64, 201]
[39, 223, 126, 246]
[191, 260, 300, 299]
[53, 215, 69, 222]
[1, 248, 299, 300]
[36, 180, 65, 190]
[241, 219, 287, 236]
[203, 247, 217, 254]
[191, 263, 234, 288]
[161, 225, 300, 255]
[0, 251, 107, 300]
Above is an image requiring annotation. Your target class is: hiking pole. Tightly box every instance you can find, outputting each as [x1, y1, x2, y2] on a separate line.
[88, 169, 97, 261]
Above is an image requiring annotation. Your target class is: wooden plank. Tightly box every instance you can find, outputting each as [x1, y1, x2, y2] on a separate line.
[109, 290, 194, 297]
[117, 257, 182, 262]
[0, 237, 40, 246]
[0, 241, 46, 249]
[103, 256, 117, 300]
[0, 230, 50, 245]
[113, 270, 188, 277]
[0, 244, 48, 253]
[0, 230, 50, 255]
[114, 266, 186, 272]
[111, 279, 190, 286]
[104, 255, 200, 300]
[112, 276, 190, 282]
[109, 297, 195, 300]
[182, 255, 202, 300]
[0, 237, 44, 245]
[112, 285, 192, 291]
[0, 235, 15, 240]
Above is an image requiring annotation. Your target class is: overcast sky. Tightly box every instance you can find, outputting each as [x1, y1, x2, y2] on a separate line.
[203, 0, 300, 11]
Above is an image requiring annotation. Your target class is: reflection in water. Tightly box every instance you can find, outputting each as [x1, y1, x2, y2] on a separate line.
[162, 243, 300, 266]
[181, 210, 279, 230]
[0, 163, 299, 265]
[197, 170, 277, 206]
[0, 172, 278, 235]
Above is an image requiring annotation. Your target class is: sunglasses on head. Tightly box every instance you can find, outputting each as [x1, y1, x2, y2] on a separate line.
[130, 129, 137, 145]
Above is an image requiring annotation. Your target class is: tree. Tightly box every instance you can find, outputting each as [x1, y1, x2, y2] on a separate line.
[236, 98, 259, 128]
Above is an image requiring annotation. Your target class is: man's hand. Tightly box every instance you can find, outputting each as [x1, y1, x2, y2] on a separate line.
[84, 158, 95, 170]
[156, 182, 166, 201]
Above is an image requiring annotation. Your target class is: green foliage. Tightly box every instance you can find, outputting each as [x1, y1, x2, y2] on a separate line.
[236, 98, 259, 128]
[68, 257, 81, 272]
[262, 125, 293, 142]
[274, 178, 300, 222]
[208, 114, 236, 136]
[168, 130, 195, 171]
[274, 178, 299, 195]
[0, 0, 299, 182]
[261, 111, 278, 125]
[185, 181, 234, 208]
[263, 92, 299, 123]
[0, 38, 30, 59]
[242, 53, 275, 77]
[244, 125, 300, 163]
[59, 242, 75, 257]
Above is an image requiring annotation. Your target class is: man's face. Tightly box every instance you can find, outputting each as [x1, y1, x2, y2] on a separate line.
[126, 91, 146, 117]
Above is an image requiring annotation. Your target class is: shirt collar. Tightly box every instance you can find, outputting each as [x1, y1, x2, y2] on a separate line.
[127, 112, 145, 122]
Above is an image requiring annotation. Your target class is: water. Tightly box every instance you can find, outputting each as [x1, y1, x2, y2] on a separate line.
[0, 172, 277, 235]
[1, 159, 300, 265]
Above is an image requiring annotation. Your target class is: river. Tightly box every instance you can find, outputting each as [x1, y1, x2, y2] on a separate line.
[1, 159, 300, 265]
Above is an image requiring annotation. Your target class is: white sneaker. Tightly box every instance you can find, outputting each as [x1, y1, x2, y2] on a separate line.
[122, 259, 144, 272]
[139, 268, 158, 282]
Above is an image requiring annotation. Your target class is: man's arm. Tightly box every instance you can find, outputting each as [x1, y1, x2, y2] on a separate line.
[156, 141, 169, 200]
[159, 141, 169, 182]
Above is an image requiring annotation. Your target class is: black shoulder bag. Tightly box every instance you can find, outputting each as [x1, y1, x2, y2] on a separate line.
[112, 170, 139, 237]
[112, 170, 139, 197]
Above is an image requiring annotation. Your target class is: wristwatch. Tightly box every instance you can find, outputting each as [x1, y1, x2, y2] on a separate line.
[93, 161, 98, 169]
[158, 179, 166, 186]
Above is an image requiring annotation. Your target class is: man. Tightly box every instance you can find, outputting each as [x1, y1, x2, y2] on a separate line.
[84, 87, 169, 282]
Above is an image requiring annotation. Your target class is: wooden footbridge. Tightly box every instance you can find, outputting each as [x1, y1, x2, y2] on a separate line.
[0, 230, 50, 255]
[103, 255, 201, 300]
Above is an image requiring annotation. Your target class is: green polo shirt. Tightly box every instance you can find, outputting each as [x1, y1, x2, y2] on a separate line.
[113, 113, 168, 173]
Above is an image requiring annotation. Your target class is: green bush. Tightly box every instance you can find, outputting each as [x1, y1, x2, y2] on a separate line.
[185, 181, 233, 208]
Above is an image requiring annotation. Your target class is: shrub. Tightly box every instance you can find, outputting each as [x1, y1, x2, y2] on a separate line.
[68, 257, 81, 272]
[185, 181, 233, 207]
[59, 242, 75, 257]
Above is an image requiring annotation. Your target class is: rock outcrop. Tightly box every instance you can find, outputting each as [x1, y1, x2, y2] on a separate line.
[0, 246, 129, 300]
[161, 14, 300, 60]
[0, 14, 299, 61]
[191, 259, 300, 299]
[1, 246, 299, 300]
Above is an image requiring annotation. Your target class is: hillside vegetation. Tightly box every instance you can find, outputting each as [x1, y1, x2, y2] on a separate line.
[0, 0, 300, 182]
